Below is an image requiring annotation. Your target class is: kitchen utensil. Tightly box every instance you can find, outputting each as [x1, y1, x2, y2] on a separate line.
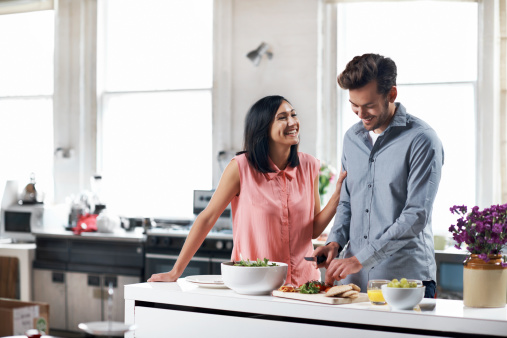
[272, 290, 369, 304]
[304, 255, 326, 265]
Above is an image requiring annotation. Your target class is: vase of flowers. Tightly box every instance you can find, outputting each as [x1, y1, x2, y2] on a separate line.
[319, 162, 336, 204]
[449, 204, 507, 308]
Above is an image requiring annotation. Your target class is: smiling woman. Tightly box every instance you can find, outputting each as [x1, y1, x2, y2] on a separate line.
[147, 95, 347, 286]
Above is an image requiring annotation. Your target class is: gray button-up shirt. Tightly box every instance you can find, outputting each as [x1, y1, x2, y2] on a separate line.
[327, 103, 444, 291]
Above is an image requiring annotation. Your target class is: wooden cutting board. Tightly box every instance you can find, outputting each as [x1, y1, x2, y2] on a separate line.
[272, 291, 369, 305]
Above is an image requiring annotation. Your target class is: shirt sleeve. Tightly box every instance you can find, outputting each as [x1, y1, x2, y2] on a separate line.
[326, 153, 352, 253]
[354, 129, 444, 269]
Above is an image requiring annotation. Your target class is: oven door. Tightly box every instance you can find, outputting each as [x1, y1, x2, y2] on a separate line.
[145, 254, 210, 280]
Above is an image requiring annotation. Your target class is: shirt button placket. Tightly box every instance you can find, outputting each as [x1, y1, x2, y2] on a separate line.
[366, 157, 375, 244]
[280, 173, 290, 264]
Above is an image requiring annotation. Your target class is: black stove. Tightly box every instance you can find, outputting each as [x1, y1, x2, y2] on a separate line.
[144, 227, 233, 279]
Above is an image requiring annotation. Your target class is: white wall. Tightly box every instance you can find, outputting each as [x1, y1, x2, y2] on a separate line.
[213, 0, 320, 185]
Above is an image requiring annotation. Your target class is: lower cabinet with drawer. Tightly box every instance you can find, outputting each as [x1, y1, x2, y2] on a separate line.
[33, 235, 144, 332]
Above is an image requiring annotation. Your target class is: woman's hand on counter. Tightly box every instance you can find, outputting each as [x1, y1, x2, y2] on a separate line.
[147, 270, 180, 282]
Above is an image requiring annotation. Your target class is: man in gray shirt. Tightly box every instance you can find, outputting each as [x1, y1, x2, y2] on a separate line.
[313, 54, 444, 297]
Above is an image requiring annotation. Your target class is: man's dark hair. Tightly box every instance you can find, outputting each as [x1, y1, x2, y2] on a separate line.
[236, 95, 299, 173]
[337, 53, 397, 96]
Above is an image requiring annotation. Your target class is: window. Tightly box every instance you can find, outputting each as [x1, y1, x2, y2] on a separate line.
[0, 9, 54, 200]
[335, 1, 478, 235]
[97, 0, 213, 218]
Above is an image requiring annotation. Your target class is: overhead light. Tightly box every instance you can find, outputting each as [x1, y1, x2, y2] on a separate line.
[246, 42, 273, 67]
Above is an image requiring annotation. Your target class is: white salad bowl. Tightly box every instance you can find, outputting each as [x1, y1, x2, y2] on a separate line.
[381, 284, 425, 310]
[221, 261, 288, 295]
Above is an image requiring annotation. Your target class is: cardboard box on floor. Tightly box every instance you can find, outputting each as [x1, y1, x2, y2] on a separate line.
[0, 298, 49, 336]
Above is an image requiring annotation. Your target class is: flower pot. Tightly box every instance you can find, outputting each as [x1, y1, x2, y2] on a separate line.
[463, 254, 507, 308]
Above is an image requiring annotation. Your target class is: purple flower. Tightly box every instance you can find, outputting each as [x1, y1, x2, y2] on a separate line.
[492, 223, 503, 234]
[478, 253, 489, 262]
[449, 203, 507, 256]
[450, 205, 468, 215]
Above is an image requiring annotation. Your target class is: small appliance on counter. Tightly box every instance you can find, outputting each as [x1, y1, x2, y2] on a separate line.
[1, 180, 41, 242]
[1, 180, 68, 242]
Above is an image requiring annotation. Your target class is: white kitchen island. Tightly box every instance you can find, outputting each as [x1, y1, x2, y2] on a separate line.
[124, 280, 507, 338]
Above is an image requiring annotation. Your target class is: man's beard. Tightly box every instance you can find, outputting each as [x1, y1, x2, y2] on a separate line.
[370, 97, 391, 132]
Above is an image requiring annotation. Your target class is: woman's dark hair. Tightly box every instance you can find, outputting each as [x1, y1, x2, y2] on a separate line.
[236, 95, 299, 173]
[337, 53, 397, 96]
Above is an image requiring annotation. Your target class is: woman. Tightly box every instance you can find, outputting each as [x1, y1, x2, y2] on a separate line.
[148, 95, 346, 285]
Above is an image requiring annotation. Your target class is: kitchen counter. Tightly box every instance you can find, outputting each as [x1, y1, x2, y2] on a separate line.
[124, 280, 507, 337]
[32, 227, 145, 242]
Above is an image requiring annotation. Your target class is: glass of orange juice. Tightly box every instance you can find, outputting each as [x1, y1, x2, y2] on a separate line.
[367, 279, 389, 305]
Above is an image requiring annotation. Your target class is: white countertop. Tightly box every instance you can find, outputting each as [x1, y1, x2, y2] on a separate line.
[32, 227, 146, 242]
[125, 280, 507, 337]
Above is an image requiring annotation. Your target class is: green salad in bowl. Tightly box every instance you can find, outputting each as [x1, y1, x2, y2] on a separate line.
[222, 257, 287, 295]
[234, 258, 278, 267]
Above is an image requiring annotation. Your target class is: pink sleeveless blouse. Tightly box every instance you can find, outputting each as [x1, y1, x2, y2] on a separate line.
[230, 152, 321, 286]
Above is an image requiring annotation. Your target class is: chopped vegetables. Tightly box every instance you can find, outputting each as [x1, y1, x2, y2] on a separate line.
[299, 282, 321, 294]
[234, 258, 277, 267]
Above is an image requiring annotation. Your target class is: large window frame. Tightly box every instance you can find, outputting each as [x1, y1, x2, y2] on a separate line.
[318, 0, 506, 217]
[0, 1, 56, 201]
[51, 0, 225, 211]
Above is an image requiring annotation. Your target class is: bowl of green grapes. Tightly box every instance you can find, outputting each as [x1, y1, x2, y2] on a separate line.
[381, 278, 425, 310]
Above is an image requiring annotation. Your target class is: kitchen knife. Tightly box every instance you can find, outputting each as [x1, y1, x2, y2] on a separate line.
[304, 255, 326, 265]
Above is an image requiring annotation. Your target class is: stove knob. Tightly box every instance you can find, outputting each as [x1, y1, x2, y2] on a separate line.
[161, 237, 171, 247]
[225, 241, 233, 250]
[148, 237, 158, 247]
[215, 241, 224, 250]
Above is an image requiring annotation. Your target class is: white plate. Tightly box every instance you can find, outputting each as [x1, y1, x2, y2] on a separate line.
[185, 275, 229, 288]
[185, 275, 224, 284]
[78, 321, 136, 336]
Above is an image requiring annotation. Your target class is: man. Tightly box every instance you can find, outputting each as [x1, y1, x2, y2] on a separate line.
[313, 53, 444, 298]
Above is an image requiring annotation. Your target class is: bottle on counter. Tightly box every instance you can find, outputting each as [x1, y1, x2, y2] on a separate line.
[90, 174, 106, 215]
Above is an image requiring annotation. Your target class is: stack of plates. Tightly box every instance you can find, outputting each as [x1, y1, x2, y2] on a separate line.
[185, 275, 229, 289]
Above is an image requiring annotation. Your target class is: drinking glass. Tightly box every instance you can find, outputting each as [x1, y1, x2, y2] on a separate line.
[367, 279, 389, 305]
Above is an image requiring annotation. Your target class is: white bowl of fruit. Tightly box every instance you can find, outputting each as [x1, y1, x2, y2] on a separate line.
[381, 278, 425, 310]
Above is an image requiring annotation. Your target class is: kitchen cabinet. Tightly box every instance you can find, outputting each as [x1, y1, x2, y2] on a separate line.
[66, 272, 139, 330]
[33, 269, 66, 329]
[32, 231, 144, 331]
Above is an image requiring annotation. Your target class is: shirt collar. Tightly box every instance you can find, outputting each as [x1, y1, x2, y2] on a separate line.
[264, 156, 297, 181]
[353, 102, 408, 136]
